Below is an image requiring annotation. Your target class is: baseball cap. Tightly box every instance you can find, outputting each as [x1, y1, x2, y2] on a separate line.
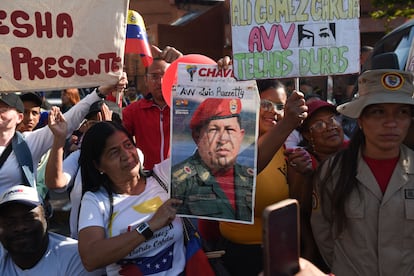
[20, 92, 43, 107]
[190, 98, 242, 130]
[300, 100, 336, 131]
[337, 69, 414, 118]
[0, 93, 24, 113]
[0, 185, 42, 208]
[307, 100, 336, 118]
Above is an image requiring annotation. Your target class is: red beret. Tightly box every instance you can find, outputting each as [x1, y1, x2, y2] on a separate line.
[190, 98, 242, 130]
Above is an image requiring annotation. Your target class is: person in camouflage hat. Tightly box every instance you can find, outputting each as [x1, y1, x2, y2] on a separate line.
[171, 98, 254, 222]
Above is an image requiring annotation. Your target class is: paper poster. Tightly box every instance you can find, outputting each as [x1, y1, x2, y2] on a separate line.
[230, 0, 361, 80]
[0, 0, 128, 92]
[170, 63, 259, 224]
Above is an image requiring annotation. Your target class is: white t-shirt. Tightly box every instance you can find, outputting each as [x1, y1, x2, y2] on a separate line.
[62, 150, 82, 239]
[0, 232, 99, 276]
[284, 129, 303, 149]
[0, 91, 101, 196]
[78, 173, 185, 276]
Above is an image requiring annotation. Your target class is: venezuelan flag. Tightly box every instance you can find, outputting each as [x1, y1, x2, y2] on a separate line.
[125, 10, 153, 67]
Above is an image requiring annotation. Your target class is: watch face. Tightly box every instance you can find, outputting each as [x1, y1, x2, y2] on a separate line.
[138, 223, 147, 232]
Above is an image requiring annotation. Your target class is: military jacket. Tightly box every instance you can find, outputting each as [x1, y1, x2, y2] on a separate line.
[171, 151, 254, 222]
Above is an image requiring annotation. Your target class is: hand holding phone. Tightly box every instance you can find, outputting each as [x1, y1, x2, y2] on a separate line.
[263, 199, 300, 276]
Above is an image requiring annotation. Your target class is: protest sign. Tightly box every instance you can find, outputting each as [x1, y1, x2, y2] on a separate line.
[0, 0, 128, 92]
[170, 63, 259, 224]
[231, 0, 361, 80]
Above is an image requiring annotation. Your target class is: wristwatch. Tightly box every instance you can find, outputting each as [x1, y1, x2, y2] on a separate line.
[95, 87, 106, 98]
[136, 222, 153, 240]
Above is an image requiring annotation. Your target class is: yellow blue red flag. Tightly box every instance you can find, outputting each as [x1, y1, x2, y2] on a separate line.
[125, 10, 153, 67]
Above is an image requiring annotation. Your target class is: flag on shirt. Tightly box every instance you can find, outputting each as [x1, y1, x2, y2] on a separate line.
[118, 244, 174, 275]
[125, 10, 153, 67]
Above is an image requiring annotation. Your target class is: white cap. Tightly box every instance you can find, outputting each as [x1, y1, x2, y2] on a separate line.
[0, 185, 42, 208]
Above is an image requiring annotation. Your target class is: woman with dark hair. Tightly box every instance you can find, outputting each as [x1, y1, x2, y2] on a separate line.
[77, 121, 184, 275]
[217, 79, 310, 275]
[312, 69, 414, 275]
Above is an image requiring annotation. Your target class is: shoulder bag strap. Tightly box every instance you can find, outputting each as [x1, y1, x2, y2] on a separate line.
[12, 132, 35, 187]
[151, 170, 169, 193]
[0, 143, 13, 169]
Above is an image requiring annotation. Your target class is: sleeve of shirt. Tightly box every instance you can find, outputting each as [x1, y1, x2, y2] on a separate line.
[78, 191, 107, 231]
[62, 150, 81, 189]
[310, 161, 335, 267]
[122, 104, 135, 136]
[24, 91, 101, 163]
[55, 237, 101, 276]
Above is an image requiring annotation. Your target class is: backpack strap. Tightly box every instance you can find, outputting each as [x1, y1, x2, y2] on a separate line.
[12, 132, 35, 187]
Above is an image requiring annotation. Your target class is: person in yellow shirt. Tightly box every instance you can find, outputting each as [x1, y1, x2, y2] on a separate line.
[219, 79, 310, 275]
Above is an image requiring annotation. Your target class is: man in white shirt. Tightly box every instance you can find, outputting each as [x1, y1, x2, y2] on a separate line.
[0, 76, 127, 196]
[0, 185, 100, 275]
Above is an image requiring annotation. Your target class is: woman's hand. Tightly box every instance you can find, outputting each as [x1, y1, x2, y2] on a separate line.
[283, 91, 308, 128]
[285, 147, 313, 175]
[148, 198, 183, 231]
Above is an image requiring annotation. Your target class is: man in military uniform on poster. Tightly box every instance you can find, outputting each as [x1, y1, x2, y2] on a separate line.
[171, 98, 254, 222]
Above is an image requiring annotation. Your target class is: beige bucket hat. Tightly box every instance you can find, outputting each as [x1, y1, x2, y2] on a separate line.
[337, 69, 414, 118]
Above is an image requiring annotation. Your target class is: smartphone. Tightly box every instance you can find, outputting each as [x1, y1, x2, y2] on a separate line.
[263, 198, 300, 276]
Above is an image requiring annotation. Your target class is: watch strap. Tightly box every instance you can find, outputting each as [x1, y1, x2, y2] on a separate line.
[136, 222, 153, 240]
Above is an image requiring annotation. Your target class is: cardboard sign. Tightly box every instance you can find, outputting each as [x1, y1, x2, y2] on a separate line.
[0, 0, 129, 92]
[231, 0, 361, 80]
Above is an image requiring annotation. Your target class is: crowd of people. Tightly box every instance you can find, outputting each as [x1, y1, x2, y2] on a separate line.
[1, 38, 414, 276]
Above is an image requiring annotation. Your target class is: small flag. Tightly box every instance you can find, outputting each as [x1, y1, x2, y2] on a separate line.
[184, 220, 215, 276]
[125, 10, 153, 67]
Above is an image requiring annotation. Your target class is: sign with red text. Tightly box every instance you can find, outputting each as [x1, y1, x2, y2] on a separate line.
[230, 0, 360, 80]
[0, 0, 128, 92]
[170, 63, 258, 224]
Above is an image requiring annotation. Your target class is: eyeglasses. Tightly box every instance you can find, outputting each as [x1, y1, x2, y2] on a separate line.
[260, 99, 284, 114]
[309, 116, 339, 133]
[146, 73, 164, 82]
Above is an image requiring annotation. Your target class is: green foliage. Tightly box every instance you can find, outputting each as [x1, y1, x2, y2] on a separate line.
[370, 0, 414, 20]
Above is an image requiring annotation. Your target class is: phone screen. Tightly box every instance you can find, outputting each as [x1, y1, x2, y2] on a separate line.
[263, 199, 300, 276]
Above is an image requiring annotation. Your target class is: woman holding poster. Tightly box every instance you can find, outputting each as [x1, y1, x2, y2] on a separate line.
[77, 121, 185, 276]
[218, 78, 310, 275]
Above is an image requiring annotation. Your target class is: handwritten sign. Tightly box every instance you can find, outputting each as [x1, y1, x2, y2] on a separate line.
[0, 0, 128, 92]
[231, 0, 361, 80]
[170, 63, 258, 224]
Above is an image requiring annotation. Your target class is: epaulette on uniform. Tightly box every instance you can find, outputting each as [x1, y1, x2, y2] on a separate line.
[172, 163, 197, 182]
